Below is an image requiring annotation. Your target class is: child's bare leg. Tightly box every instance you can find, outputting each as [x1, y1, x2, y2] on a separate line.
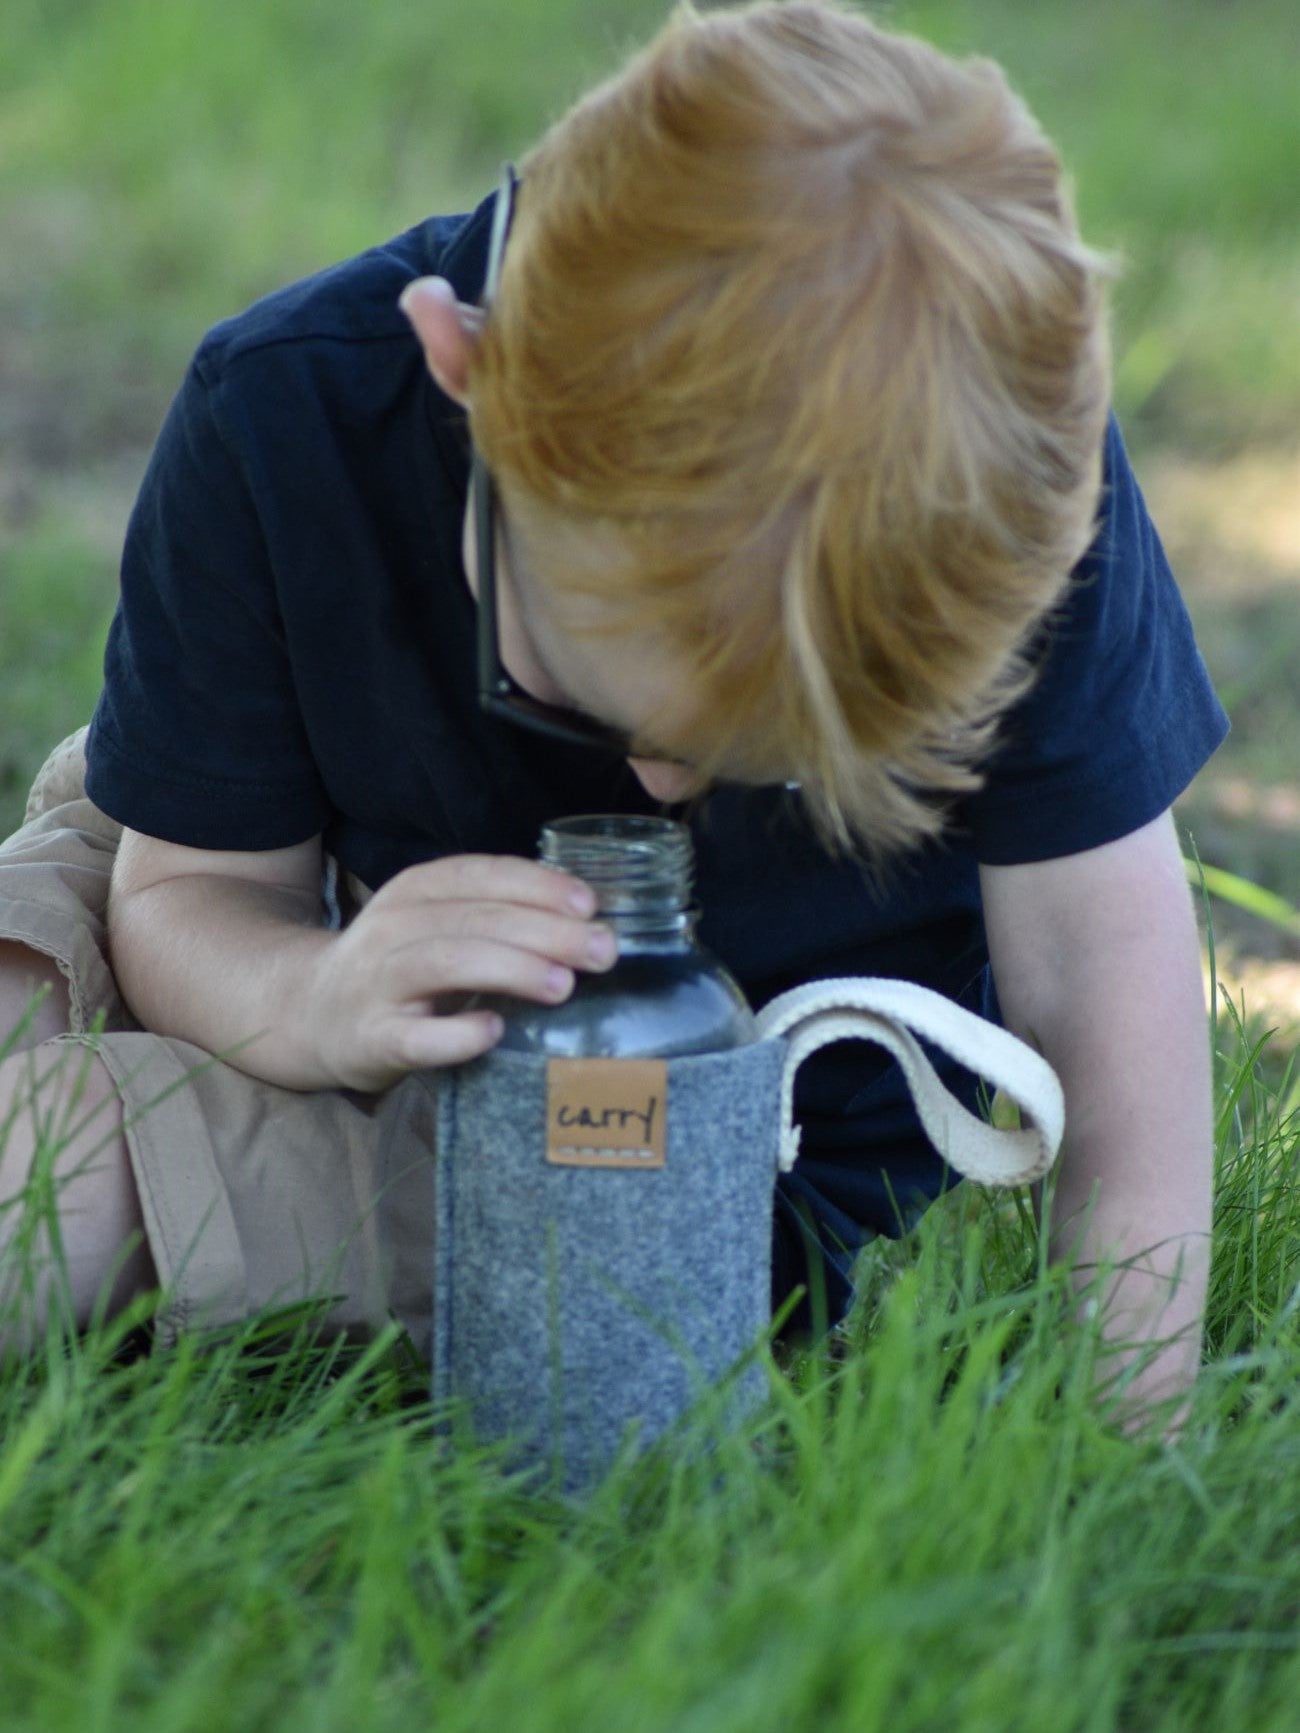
[0, 938, 73, 1047]
[0, 944, 153, 1337]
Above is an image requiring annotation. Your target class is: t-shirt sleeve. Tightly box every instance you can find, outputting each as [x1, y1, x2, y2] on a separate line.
[85, 354, 332, 848]
[957, 415, 1229, 865]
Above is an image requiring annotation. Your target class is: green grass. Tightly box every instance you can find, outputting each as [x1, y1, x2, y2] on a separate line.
[0, 513, 114, 824]
[0, 990, 1297, 1730]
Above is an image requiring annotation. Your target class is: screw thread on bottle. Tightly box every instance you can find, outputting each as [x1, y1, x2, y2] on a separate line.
[540, 815, 694, 932]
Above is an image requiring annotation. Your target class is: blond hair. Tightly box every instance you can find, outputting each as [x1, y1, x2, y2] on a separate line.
[470, 0, 1115, 857]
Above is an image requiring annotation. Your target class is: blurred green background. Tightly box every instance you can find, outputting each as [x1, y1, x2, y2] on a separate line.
[2, 0, 1298, 1000]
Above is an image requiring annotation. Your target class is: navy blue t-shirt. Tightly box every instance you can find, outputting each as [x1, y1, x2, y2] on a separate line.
[85, 190, 1228, 1314]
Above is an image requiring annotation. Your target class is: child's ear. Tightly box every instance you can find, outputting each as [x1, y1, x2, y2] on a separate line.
[399, 277, 485, 407]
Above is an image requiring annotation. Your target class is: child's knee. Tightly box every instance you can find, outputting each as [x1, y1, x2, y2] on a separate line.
[0, 1041, 149, 1341]
[0, 941, 73, 1047]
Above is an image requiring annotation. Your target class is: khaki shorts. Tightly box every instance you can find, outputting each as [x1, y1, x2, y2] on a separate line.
[0, 729, 438, 1359]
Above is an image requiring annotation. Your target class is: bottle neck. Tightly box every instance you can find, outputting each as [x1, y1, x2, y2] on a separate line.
[539, 815, 697, 951]
[605, 905, 699, 952]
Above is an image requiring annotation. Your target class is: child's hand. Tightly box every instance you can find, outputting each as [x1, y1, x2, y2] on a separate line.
[305, 854, 617, 1092]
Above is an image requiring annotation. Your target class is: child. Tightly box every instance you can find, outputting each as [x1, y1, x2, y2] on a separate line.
[0, 1, 1224, 1420]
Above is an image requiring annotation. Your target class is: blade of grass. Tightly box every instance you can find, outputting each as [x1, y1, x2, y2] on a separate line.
[1184, 857, 1300, 939]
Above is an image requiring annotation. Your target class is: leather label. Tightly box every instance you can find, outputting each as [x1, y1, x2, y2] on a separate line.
[546, 1058, 668, 1169]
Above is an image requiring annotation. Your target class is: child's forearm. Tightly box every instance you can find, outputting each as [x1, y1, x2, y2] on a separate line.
[1033, 857, 1213, 1425]
[1043, 1104, 1212, 1435]
[1043, 1010, 1212, 1428]
[1048, 1155, 1210, 1429]
[108, 874, 337, 1090]
[981, 811, 1215, 1428]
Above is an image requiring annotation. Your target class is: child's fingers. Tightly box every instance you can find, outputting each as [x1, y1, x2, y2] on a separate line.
[375, 933, 577, 1014]
[389, 1009, 504, 1073]
[383, 911, 617, 999]
[378, 854, 598, 919]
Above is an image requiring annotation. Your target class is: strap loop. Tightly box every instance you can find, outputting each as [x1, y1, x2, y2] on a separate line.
[756, 977, 1063, 1187]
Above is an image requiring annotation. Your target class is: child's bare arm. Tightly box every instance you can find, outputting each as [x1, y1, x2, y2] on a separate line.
[980, 810, 1212, 1426]
[107, 829, 615, 1094]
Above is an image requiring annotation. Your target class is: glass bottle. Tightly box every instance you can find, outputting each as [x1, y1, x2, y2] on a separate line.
[483, 814, 756, 1057]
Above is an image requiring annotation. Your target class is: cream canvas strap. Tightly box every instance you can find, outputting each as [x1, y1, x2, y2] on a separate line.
[755, 976, 1064, 1187]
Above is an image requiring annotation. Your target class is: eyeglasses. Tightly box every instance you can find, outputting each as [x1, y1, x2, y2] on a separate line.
[472, 164, 641, 757]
